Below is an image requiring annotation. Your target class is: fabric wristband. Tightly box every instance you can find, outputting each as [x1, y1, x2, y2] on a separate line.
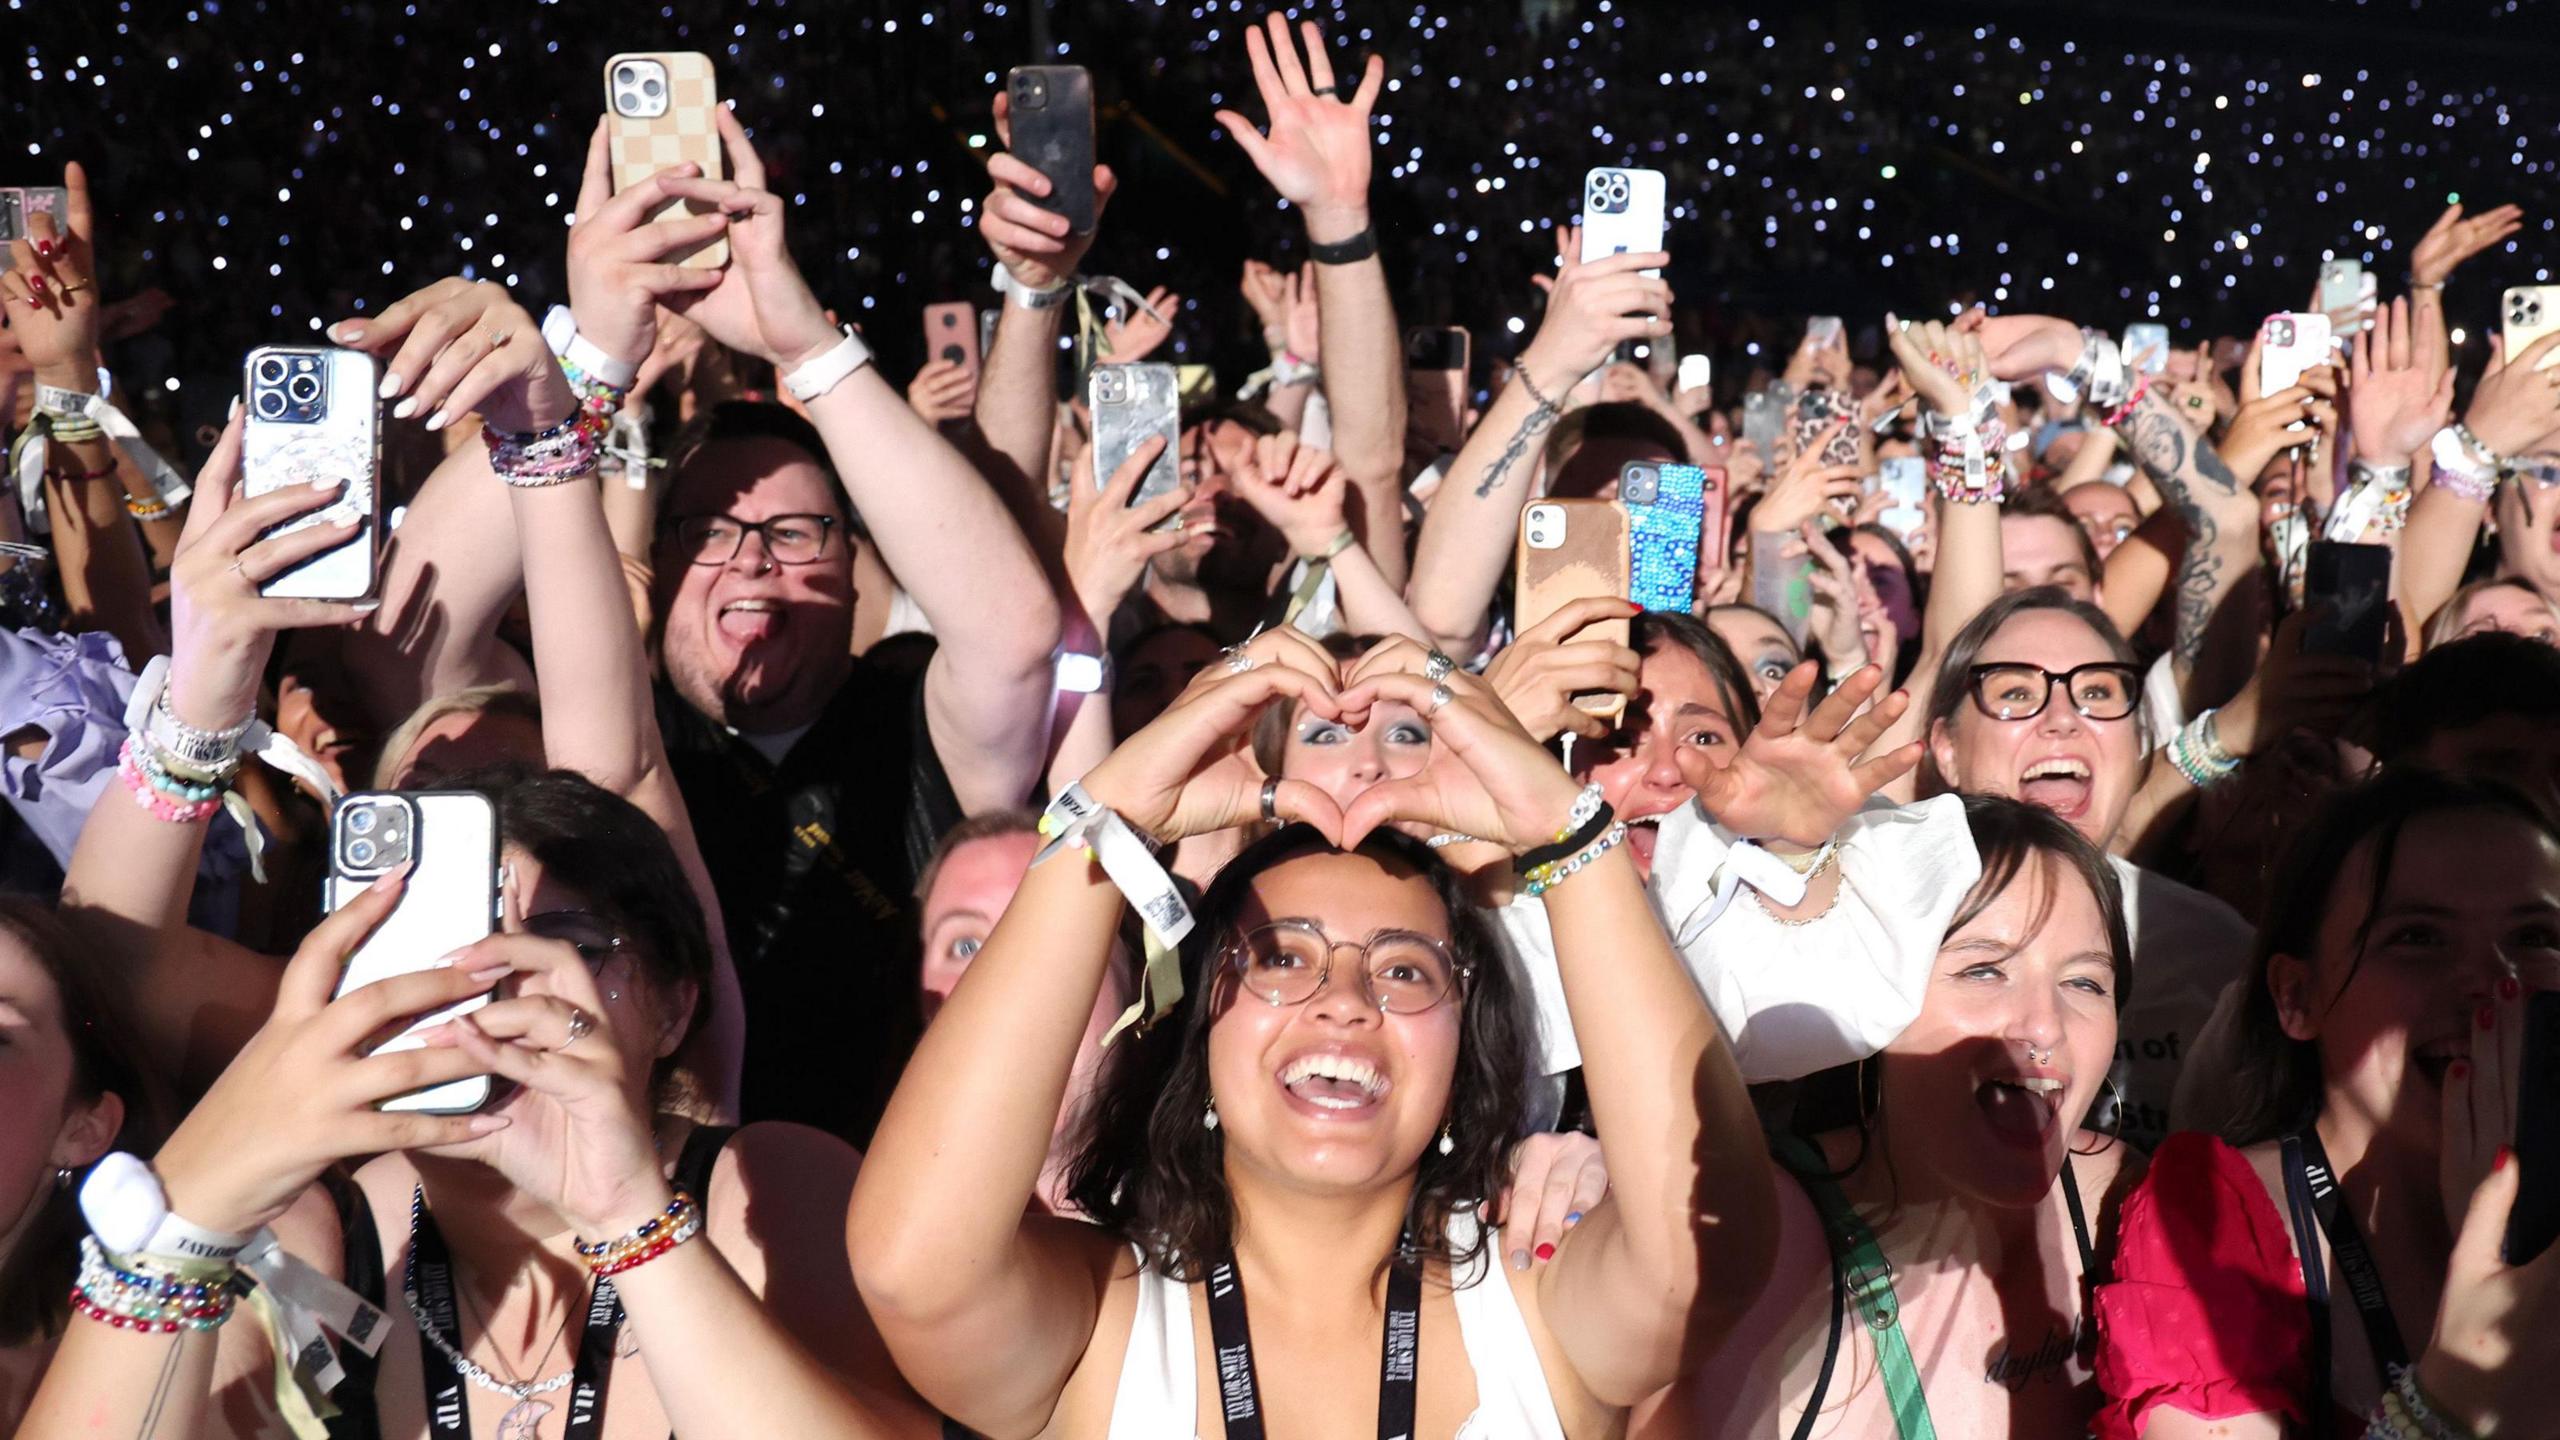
[991, 265, 1073, 311]
[1307, 228, 1379, 265]
[1033, 782, 1194, 948]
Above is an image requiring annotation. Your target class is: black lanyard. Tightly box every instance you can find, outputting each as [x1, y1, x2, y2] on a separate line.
[2283, 1125, 2411, 1440]
[1201, 1243, 1422, 1440]
[410, 1203, 626, 1440]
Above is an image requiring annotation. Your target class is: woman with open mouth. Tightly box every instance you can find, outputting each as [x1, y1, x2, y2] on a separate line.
[1637, 794, 2139, 1438]
[851, 624, 1785, 1437]
[2093, 772, 2560, 1439]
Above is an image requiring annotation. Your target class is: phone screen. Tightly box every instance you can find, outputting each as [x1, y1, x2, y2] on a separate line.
[2301, 541, 2391, 663]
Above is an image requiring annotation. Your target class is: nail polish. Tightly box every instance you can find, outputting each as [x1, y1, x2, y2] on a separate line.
[424, 409, 450, 432]
[1563, 1211, 1584, 1226]
[2480, 1004, 2497, 1030]
[1534, 1242, 1556, 1262]
[2449, 1060, 2470, 1083]
[1508, 1249, 1529, 1273]
[2495, 1146, 2512, 1172]
[2499, 976, 2521, 1001]
[379, 373, 403, 400]
[390, 396, 417, 420]
[26, 274, 44, 293]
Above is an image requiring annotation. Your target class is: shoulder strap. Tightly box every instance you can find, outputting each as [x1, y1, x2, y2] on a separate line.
[2061, 1159, 2100, 1283]
[674, 1124, 738, 1205]
[1788, 1218, 1848, 1440]
[2281, 1133, 2334, 1440]
[318, 1172, 384, 1440]
[1774, 1141, 1937, 1440]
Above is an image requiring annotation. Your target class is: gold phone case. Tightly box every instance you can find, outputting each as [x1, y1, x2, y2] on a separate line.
[604, 51, 729, 269]
[1515, 499, 1632, 719]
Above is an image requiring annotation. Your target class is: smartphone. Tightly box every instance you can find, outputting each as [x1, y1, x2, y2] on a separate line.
[2503, 287, 2560, 374]
[603, 52, 728, 269]
[2258, 312, 2335, 395]
[1805, 315, 1845, 348]
[2301, 540, 2391, 663]
[1579, 166, 1666, 273]
[1741, 388, 1785, 465]
[923, 301, 981, 380]
[241, 346, 382, 603]
[1088, 362, 1181, 520]
[2123, 322, 2171, 376]
[1792, 389, 1864, 471]
[1620, 462, 1706, 614]
[0, 186, 68, 270]
[1007, 66, 1096, 235]
[1516, 500, 1632, 719]
[1403, 326, 1469, 452]
[1878, 455, 1929, 541]
[1677, 354, 1712, 394]
[2507, 990, 2560, 1265]
[2317, 259, 2365, 318]
[326, 791, 500, 1114]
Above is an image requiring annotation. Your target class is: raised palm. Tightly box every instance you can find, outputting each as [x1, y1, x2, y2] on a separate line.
[1681, 665, 1919, 848]
[1213, 15, 1385, 217]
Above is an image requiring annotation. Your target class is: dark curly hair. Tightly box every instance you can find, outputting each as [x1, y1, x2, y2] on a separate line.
[1066, 825, 1535, 1284]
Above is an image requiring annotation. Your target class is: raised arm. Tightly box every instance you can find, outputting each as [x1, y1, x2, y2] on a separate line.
[664, 107, 1061, 813]
[1216, 15, 1407, 586]
[1405, 245, 1670, 651]
[2113, 375, 2287, 710]
[2403, 330, 2560, 637]
[1224, 428, 1432, 641]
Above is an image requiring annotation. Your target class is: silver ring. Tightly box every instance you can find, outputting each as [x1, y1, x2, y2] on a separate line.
[1221, 645, 1255, 676]
[1426, 682, 1454, 716]
[559, 1007, 595, 1050]
[1259, 777, 1280, 823]
[1423, 649, 1457, 683]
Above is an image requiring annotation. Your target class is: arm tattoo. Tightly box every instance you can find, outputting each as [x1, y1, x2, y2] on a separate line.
[2118, 393, 2242, 672]
[1473, 399, 1560, 499]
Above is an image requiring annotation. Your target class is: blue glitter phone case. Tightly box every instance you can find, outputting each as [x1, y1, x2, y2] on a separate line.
[1621, 461, 1705, 613]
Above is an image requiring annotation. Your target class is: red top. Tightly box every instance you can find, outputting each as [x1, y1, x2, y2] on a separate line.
[2093, 1131, 2358, 1439]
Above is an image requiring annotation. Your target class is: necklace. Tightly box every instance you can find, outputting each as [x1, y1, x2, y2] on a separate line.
[401, 1187, 585, 1404]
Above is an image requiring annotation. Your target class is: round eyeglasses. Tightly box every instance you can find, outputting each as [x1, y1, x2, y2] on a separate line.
[665, 513, 838, 567]
[1223, 919, 1469, 1016]
[1965, 662, 2144, 723]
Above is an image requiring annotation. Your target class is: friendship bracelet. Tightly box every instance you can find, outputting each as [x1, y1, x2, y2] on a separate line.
[2100, 373, 2152, 429]
[2162, 709, 2241, 790]
[146, 691, 250, 774]
[1521, 822, 1629, 899]
[2428, 459, 2500, 506]
[119, 742, 224, 824]
[574, 1190, 703, 1276]
[1513, 785, 1610, 876]
[73, 1236, 242, 1334]
[482, 414, 602, 488]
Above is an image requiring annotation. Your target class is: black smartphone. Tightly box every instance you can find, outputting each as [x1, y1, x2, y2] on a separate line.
[2509, 991, 2560, 1264]
[1005, 65, 1095, 235]
[2302, 541, 2391, 663]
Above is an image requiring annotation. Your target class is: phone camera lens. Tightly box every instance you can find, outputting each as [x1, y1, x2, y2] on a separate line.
[347, 837, 378, 868]
[615, 65, 636, 85]
[641, 76, 663, 99]
[257, 357, 288, 384]
[346, 806, 378, 836]
[253, 389, 288, 420]
[287, 374, 321, 405]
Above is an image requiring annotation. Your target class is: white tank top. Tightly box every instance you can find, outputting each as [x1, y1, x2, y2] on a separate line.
[1104, 1213, 1567, 1440]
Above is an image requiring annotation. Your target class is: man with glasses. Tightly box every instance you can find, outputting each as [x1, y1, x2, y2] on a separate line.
[646, 398, 1061, 1143]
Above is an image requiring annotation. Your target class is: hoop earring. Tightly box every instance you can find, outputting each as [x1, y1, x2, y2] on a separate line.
[1202, 1096, 1220, 1132]
[2071, 1076, 2126, 1156]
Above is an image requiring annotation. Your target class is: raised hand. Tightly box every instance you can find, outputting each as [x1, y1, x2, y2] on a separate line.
[2464, 331, 2560, 457]
[0, 160, 101, 385]
[332, 276, 576, 435]
[1080, 626, 1350, 842]
[1884, 311, 1986, 417]
[164, 409, 382, 731]
[1221, 428, 1350, 557]
[566, 119, 732, 368]
[1677, 662, 1919, 848]
[1520, 249, 1673, 391]
[1796, 523, 1871, 672]
[2410, 202, 2525, 289]
[1061, 433, 1189, 625]
[1479, 595, 1642, 743]
[2438, 976, 2529, 1234]
[1279, 266, 1322, 364]
[907, 356, 979, 425]
[152, 873, 512, 1235]
[984, 92, 1118, 291]
[1213, 14, 1386, 237]
[1334, 668, 1586, 853]
[1749, 425, 1862, 535]
[2411, 1138, 2560, 1437]
[1240, 259, 1289, 350]
[2213, 605, 2378, 759]
[2347, 297, 2456, 462]
[1101, 285, 1181, 363]
[656, 108, 837, 370]
[1970, 311, 2086, 383]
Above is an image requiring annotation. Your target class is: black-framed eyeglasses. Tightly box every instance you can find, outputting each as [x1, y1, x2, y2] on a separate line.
[663, 513, 838, 567]
[1222, 919, 1470, 1016]
[521, 909, 628, 969]
[1965, 662, 2144, 723]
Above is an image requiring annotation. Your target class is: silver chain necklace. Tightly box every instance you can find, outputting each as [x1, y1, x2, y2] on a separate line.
[402, 1187, 583, 1402]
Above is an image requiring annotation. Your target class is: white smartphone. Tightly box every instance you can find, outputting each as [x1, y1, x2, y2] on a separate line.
[2317, 259, 2365, 318]
[326, 791, 500, 1114]
[1579, 166, 1666, 274]
[241, 346, 382, 603]
[2503, 286, 2560, 373]
[1805, 315, 1845, 348]
[2122, 323, 2171, 376]
[2258, 312, 2335, 395]
[1677, 353, 1712, 393]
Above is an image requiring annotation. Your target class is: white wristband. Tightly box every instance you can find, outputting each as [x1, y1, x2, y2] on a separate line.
[540, 305, 641, 388]
[779, 324, 874, 402]
[1032, 783, 1194, 946]
[992, 265, 1073, 311]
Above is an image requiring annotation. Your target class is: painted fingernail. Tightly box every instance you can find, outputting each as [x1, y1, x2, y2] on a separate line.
[424, 409, 449, 432]
[379, 372, 404, 399]
[348, 599, 382, 614]
[1509, 1249, 1530, 1272]
[2499, 976, 2521, 1001]
[330, 321, 362, 343]
[2479, 1004, 2497, 1030]
[468, 1115, 513, 1135]
[1563, 1211, 1584, 1226]
[228, 395, 243, 419]
[1534, 1242, 1557, 1262]
[2449, 1060, 2470, 1082]
[2495, 1145, 2512, 1171]
[390, 396, 417, 420]
[467, 962, 512, 983]
[26, 274, 44, 293]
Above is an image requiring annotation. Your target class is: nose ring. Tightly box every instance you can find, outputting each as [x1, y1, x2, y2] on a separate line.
[2028, 1046, 2051, 1066]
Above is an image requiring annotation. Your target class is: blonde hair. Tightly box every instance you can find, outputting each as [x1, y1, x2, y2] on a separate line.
[2423, 576, 2559, 652]
[373, 684, 543, 788]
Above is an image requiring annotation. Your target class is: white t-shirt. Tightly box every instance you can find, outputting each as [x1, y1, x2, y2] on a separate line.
[2103, 855, 2255, 1152]
[1498, 795, 1982, 1089]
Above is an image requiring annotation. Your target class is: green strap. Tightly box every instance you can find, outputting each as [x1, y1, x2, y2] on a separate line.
[1771, 1137, 1938, 1440]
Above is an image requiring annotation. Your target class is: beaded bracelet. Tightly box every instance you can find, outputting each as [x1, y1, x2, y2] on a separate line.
[482, 414, 602, 488]
[2429, 458, 2501, 506]
[2161, 709, 2241, 790]
[2363, 1367, 2481, 1440]
[72, 1237, 241, 1334]
[1521, 822, 1629, 900]
[574, 1190, 703, 1277]
[42, 417, 106, 447]
[1512, 784, 1609, 877]
[119, 741, 224, 824]
[125, 493, 174, 521]
[44, 463, 117, 484]
[2100, 374, 2153, 429]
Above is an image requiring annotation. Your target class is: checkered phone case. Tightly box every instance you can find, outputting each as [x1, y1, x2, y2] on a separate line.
[604, 52, 729, 269]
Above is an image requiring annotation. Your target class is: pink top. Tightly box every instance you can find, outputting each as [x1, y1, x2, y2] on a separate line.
[2093, 1131, 2360, 1440]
